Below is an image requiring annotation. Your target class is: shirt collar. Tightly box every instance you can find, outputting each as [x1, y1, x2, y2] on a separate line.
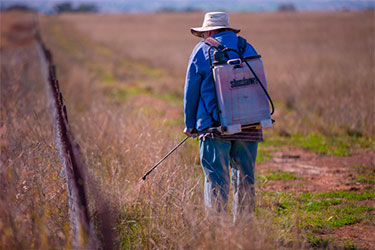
[211, 30, 236, 39]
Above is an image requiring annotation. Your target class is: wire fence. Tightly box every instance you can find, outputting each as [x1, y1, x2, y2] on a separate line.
[35, 25, 104, 249]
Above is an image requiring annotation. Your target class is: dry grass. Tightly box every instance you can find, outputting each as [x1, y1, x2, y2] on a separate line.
[36, 14, 287, 249]
[0, 14, 68, 247]
[59, 11, 375, 136]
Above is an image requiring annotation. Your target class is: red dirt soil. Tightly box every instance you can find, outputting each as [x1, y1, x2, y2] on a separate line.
[258, 147, 375, 249]
[258, 147, 375, 193]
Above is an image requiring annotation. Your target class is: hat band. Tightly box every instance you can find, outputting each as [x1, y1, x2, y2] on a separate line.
[203, 20, 229, 27]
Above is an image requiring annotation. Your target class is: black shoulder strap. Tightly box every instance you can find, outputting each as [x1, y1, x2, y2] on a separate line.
[203, 37, 223, 125]
[204, 37, 229, 62]
[206, 36, 247, 57]
[237, 36, 247, 56]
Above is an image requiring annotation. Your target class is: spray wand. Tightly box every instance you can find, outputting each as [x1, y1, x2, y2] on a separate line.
[142, 136, 189, 180]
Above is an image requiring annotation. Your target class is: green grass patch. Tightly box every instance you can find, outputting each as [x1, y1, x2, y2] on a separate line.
[263, 131, 374, 156]
[258, 190, 375, 248]
[105, 85, 152, 102]
[256, 147, 273, 164]
[349, 164, 375, 185]
[342, 239, 358, 250]
[163, 116, 184, 128]
[92, 43, 113, 57]
[304, 205, 373, 228]
[349, 165, 367, 170]
[48, 23, 79, 56]
[356, 175, 375, 184]
[152, 91, 183, 106]
[96, 69, 116, 85]
[117, 204, 149, 249]
[307, 235, 359, 250]
[258, 170, 298, 181]
[307, 234, 330, 249]
[122, 60, 164, 78]
[312, 190, 375, 201]
[291, 134, 350, 156]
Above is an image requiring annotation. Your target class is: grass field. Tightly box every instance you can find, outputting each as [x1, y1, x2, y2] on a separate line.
[1, 10, 374, 249]
[58, 11, 375, 137]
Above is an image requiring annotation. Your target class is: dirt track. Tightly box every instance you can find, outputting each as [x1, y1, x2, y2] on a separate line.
[259, 147, 374, 193]
[258, 147, 375, 249]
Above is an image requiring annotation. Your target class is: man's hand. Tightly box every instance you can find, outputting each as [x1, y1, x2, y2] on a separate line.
[184, 128, 197, 137]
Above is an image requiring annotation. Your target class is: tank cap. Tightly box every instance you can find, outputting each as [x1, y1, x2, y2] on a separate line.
[227, 59, 241, 65]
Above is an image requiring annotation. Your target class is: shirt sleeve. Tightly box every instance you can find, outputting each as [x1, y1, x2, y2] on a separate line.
[245, 42, 258, 56]
[184, 47, 203, 131]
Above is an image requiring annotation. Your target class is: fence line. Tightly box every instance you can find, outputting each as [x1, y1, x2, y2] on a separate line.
[35, 31, 101, 249]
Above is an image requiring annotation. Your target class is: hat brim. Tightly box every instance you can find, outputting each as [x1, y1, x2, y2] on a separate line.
[191, 26, 240, 37]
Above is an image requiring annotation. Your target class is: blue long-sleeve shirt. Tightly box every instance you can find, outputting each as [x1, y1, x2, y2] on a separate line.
[184, 31, 258, 131]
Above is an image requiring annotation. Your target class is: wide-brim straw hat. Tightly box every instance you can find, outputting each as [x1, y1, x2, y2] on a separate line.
[191, 12, 240, 37]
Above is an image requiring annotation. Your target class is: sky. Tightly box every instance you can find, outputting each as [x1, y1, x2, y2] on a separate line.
[1, 0, 374, 13]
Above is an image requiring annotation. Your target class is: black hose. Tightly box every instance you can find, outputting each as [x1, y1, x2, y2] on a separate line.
[222, 48, 275, 115]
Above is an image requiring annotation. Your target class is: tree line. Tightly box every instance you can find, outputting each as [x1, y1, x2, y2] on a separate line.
[0, 2, 98, 13]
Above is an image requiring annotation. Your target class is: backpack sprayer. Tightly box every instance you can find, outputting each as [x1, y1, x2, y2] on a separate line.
[142, 36, 274, 180]
[206, 36, 274, 134]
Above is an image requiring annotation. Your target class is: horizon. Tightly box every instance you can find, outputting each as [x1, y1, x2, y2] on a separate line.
[1, 0, 374, 13]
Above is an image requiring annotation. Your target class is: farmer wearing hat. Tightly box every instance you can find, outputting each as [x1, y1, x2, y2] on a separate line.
[184, 12, 262, 221]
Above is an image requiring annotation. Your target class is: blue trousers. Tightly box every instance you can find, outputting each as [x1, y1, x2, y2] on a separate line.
[199, 137, 257, 219]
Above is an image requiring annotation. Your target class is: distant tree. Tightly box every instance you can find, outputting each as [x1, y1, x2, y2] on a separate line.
[158, 6, 201, 13]
[54, 2, 98, 13]
[5, 4, 34, 11]
[54, 2, 74, 13]
[157, 6, 177, 13]
[75, 4, 98, 13]
[278, 3, 297, 12]
[182, 7, 201, 12]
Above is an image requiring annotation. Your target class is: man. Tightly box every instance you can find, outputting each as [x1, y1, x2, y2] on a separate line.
[184, 12, 262, 221]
